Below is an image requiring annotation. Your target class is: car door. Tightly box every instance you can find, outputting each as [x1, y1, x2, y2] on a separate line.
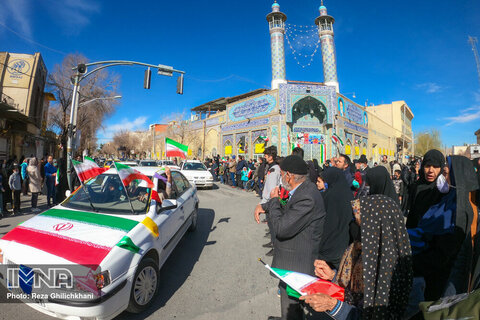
[178, 172, 195, 218]
[154, 173, 183, 249]
[170, 171, 189, 225]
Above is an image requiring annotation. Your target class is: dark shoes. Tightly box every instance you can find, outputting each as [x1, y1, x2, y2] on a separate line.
[264, 233, 270, 238]
[266, 249, 274, 256]
[267, 317, 281, 320]
[263, 242, 273, 248]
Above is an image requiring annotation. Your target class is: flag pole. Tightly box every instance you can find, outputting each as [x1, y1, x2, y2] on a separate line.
[112, 162, 136, 215]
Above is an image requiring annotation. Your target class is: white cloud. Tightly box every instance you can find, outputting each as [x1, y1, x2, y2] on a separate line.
[0, 0, 100, 40]
[444, 106, 480, 126]
[102, 116, 149, 137]
[51, 0, 100, 33]
[0, 0, 32, 37]
[416, 82, 442, 94]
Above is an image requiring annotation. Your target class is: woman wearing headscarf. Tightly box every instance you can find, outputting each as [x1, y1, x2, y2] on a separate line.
[317, 168, 353, 269]
[365, 166, 399, 204]
[406, 151, 476, 302]
[300, 195, 413, 319]
[27, 158, 42, 213]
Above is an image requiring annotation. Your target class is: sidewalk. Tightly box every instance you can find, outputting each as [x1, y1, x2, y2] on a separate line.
[2, 192, 50, 217]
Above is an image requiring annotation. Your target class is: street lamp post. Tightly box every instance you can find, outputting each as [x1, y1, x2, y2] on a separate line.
[66, 60, 185, 190]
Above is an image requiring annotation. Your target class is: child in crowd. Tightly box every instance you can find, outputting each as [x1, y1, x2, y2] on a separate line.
[392, 169, 404, 204]
[8, 165, 22, 215]
[241, 166, 250, 190]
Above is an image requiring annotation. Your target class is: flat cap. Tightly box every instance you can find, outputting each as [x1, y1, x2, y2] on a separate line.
[280, 155, 308, 175]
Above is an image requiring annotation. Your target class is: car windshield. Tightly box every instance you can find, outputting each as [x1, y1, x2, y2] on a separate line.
[160, 161, 175, 166]
[62, 174, 152, 215]
[140, 161, 157, 166]
[183, 163, 207, 171]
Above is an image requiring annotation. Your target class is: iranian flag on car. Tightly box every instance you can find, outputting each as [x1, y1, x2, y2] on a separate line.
[2, 209, 141, 267]
[114, 162, 161, 203]
[72, 156, 108, 182]
[165, 138, 188, 159]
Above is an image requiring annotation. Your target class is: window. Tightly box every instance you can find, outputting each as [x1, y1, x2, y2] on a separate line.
[172, 171, 188, 195]
[62, 174, 151, 215]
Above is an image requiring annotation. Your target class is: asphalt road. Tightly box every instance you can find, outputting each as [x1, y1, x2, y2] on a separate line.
[0, 184, 281, 320]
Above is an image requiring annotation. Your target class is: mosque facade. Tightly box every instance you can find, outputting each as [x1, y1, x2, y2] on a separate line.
[186, 2, 405, 164]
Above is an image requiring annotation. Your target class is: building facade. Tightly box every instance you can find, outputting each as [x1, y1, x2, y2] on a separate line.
[178, 2, 413, 164]
[366, 101, 414, 163]
[0, 52, 55, 160]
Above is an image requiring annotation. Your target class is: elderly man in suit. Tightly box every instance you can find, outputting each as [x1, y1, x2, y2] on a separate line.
[262, 155, 326, 320]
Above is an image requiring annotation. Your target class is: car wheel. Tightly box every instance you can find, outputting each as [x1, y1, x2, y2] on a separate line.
[126, 257, 159, 313]
[188, 206, 198, 232]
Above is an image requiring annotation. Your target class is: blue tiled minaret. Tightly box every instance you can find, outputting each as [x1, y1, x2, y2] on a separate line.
[267, 1, 287, 90]
[315, 1, 339, 92]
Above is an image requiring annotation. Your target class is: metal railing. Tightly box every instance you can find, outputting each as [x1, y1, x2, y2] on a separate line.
[0, 93, 18, 109]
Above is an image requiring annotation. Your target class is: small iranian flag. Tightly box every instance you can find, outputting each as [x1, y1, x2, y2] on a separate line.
[165, 138, 188, 159]
[114, 162, 161, 203]
[263, 263, 345, 300]
[55, 168, 60, 186]
[72, 156, 108, 182]
[114, 162, 154, 188]
[331, 133, 344, 146]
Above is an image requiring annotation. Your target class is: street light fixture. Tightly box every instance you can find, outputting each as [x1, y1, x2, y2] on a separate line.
[66, 60, 185, 190]
[78, 95, 122, 107]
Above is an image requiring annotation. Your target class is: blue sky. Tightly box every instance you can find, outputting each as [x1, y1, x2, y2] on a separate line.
[1, 0, 480, 147]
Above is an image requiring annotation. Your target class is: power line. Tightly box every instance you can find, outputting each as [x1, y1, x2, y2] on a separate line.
[0, 21, 67, 56]
[468, 36, 480, 88]
[0, 61, 116, 101]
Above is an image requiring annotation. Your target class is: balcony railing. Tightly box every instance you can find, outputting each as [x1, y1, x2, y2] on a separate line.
[1, 93, 18, 109]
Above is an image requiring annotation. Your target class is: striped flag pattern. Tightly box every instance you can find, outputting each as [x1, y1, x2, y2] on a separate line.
[2, 209, 140, 267]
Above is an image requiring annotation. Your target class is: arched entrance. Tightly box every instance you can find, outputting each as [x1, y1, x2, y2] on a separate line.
[290, 96, 328, 162]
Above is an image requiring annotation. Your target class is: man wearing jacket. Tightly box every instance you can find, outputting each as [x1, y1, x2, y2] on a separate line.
[262, 155, 326, 320]
[44, 155, 57, 207]
[235, 155, 247, 188]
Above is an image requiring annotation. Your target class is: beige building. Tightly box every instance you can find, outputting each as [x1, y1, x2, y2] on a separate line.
[0, 52, 55, 160]
[366, 101, 414, 164]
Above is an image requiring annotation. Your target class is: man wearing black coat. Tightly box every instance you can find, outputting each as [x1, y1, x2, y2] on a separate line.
[262, 155, 326, 320]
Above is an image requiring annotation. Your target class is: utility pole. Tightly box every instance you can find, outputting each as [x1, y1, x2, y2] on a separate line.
[67, 60, 185, 190]
[469, 36, 480, 87]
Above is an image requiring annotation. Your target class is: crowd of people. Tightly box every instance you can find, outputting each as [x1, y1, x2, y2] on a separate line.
[250, 146, 480, 320]
[0, 154, 61, 217]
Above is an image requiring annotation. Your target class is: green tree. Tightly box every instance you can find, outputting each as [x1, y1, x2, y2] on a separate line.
[415, 129, 443, 156]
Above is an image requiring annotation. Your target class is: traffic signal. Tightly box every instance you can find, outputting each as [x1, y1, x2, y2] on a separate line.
[77, 63, 87, 74]
[144, 68, 151, 89]
[177, 74, 184, 95]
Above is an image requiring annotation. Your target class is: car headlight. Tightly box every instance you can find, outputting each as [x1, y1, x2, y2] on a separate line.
[95, 270, 111, 289]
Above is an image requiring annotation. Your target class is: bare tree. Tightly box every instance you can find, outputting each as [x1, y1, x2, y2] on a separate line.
[47, 53, 121, 158]
[100, 142, 117, 158]
[166, 113, 202, 157]
[415, 129, 443, 156]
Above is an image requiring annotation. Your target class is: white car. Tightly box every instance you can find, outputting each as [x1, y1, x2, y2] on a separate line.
[180, 160, 214, 188]
[138, 160, 158, 167]
[0, 167, 199, 320]
[156, 160, 180, 170]
[117, 161, 138, 167]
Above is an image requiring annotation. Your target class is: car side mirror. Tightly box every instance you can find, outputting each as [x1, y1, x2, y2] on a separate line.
[158, 199, 177, 213]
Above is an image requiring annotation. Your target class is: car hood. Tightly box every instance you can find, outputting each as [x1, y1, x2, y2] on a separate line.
[0, 207, 142, 267]
[181, 170, 211, 177]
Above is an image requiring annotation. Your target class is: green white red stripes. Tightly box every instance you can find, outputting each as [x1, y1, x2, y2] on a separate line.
[320, 144, 326, 164]
[165, 138, 188, 159]
[114, 162, 153, 188]
[331, 133, 344, 146]
[72, 156, 108, 182]
[2, 209, 140, 267]
[266, 266, 345, 301]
